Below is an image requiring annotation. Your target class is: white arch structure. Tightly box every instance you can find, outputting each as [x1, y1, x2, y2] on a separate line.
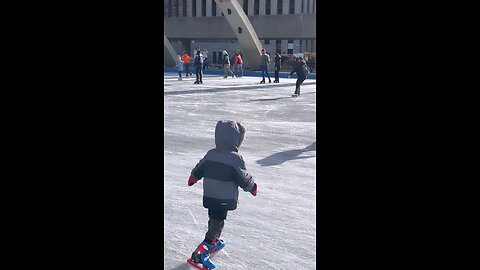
[163, 0, 263, 69]
[214, 0, 263, 69]
[164, 34, 178, 67]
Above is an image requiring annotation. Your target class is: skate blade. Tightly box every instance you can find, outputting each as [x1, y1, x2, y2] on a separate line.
[187, 258, 212, 270]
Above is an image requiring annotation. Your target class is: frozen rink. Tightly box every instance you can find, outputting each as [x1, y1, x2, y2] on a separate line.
[164, 73, 316, 270]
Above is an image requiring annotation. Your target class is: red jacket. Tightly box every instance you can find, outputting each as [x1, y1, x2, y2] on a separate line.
[233, 54, 243, 65]
[181, 54, 191, 64]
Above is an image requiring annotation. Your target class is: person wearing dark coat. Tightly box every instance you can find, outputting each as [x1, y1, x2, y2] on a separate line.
[193, 51, 204, 84]
[273, 53, 282, 83]
[288, 57, 309, 96]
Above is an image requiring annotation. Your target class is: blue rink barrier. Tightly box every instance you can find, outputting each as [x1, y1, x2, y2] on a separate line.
[164, 67, 316, 80]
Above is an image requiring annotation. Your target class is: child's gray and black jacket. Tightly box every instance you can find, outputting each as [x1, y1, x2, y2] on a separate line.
[190, 120, 255, 211]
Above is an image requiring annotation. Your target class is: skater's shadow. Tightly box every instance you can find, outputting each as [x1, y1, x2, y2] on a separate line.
[170, 262, 191, 270]
[256, 142, 316, 166]
[247, 96, 292, 102]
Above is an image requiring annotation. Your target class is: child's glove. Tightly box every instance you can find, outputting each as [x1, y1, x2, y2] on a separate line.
[188, 175, 198, 186]
[250, 183, 258, 196]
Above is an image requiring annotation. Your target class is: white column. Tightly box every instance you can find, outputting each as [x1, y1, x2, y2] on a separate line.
[271, 0, 277, 15]
[294, 40, 300, 53]
[281, 40, 288, 54]
[248, 0, 254, 15]
[283, 0, 289, 14]
[196, 0, 202, 17]
[206, 0, 212, 16]
[295, 0, 301, 14]
[216, 0, 222, 16]
[259, 0, 266, 15]
[186, 0, 192, 16]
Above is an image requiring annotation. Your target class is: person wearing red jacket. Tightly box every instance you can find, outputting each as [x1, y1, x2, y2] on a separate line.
[187, 120, 257, 269]
[181, 52, 192, 77]
[233, 51, 243, 78]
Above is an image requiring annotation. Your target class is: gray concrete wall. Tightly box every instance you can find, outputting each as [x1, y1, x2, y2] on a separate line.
[164, 14, 316, 39]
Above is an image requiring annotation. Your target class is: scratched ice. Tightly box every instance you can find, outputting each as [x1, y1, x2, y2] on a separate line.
[164, 73, 317, 270]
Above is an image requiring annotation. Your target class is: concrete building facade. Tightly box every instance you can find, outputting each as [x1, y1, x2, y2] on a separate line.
[164, 0, 316, 69]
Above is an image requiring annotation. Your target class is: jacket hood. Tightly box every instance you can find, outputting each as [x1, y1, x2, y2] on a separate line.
[215, 120, 246, 151]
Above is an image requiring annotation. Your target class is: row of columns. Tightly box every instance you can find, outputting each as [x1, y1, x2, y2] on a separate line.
[183, 0, 316, 17]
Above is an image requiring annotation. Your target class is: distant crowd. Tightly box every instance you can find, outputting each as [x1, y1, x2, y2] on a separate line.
[174, 47, 314, 97]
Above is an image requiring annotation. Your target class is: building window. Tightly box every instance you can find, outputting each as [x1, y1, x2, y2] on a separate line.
[301, 0, 304, 13]
[212, 51, 217, 64]
[276, 40, 281, 53]
[192, 0, 196, 16]
[277, 0, 283, 14]
[313, 0, 315, 13]
[212, 0, 216, 16]
[202, 0, 206, 16]
[168, 0, 172, 17]
[227, 8, 232, 15]
[266, 0, 271, 15]
[289, 0, 295, 14]
[243, 0, 248, 14]
[175, 0, 179, 17]
[288, 40, 293, 54]
[307, 0, 310, 13]
[264, 40, 270, 45]
[254, 0, 259, 15]
[218, 51, 223, 63]
[183, 0, 187, 16]
[238, 27, 243, 34]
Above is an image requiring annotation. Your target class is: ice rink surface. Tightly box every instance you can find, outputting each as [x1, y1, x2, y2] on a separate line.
[164, 73, 316, 270]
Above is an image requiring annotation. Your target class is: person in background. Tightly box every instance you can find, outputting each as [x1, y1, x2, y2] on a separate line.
[233, 51, 243, 78]
[202, 49, 209, 70]
[193, 50, 204, 84]
[259, 48, 271, 83]
[222, 51, 234, 79]
[175, 55, 184, 81]
[181, 51, 192, 77]
[288, 57, 309, 97]
[273, 52, 281, 83]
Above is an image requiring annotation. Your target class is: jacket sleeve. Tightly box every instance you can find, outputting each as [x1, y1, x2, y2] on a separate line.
[233, 157, 255, 192]
[191, 157, 207, 180]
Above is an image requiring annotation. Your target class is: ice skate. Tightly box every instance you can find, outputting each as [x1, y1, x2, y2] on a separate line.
[187, 242, 216, 269]
[211, 239, 225, 252]
[268, 79, 271, 83]
[223, 76, 227, 79]
[178, 77, 182, 81]
[194, 81, 199, 84]
[259, 79, 265, 84]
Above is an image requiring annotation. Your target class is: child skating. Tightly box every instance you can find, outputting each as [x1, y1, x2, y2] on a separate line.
[175, 55, 184, 81]
[187, 120, 258, 269]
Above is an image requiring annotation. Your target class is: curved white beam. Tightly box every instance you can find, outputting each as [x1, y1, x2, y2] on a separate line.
[215, 0, 263, 69]
[164, 34, 177, 67]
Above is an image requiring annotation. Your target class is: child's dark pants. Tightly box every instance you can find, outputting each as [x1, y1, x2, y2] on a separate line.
[204, 208, 228, 244]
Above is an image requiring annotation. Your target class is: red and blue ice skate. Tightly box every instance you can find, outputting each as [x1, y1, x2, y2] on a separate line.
[187, 240, 225, 270]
